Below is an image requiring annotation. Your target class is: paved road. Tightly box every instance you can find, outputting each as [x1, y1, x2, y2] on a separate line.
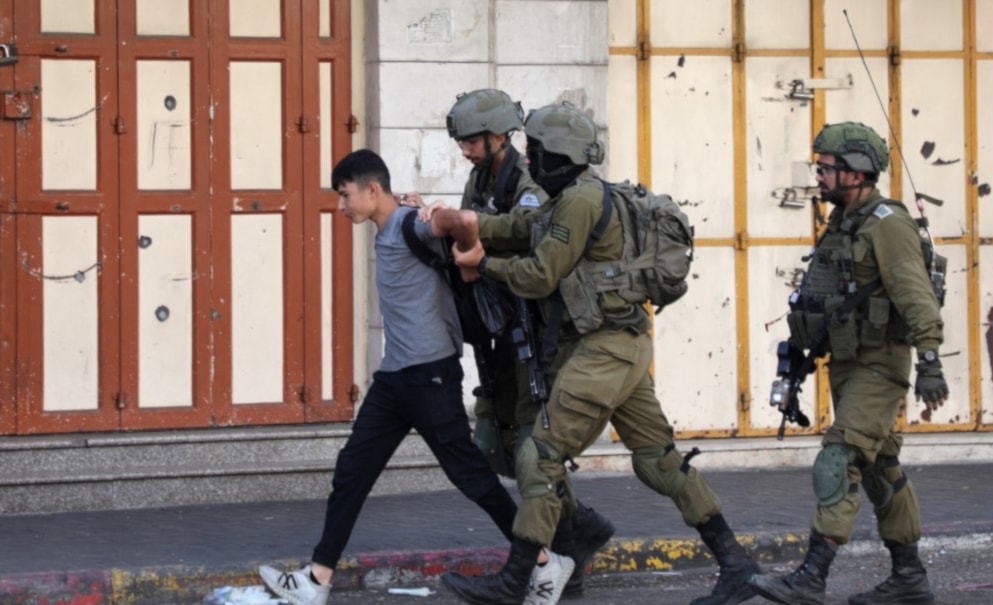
[314, 535, 993, 605]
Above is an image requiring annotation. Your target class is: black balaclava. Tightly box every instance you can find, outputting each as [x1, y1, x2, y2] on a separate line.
[526, 137, 586, 198]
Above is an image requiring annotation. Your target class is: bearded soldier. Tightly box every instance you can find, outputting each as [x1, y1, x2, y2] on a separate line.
[445, 89, 546, 477]
[750, 122, 948, 605]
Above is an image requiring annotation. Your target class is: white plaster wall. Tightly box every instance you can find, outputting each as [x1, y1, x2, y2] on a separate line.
[359, 0, 609, 406]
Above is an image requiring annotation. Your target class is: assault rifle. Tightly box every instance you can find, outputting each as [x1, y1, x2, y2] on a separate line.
[771, 276, 882, 439]
[512, 297, 550, 430]
[769, 339, 813, 440]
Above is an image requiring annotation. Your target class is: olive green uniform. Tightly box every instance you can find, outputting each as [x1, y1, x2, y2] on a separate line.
[480, 171, 722, 545]
[793, 189, 942, 546]
[463, 153, 547, 476]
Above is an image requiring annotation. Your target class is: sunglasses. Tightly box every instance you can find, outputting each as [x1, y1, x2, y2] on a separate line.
[815, 162, 847, 176]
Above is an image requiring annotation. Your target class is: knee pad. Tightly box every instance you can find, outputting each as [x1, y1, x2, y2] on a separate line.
[516, 437, 562, 500]
[860, 455, 906, 509]
[813, 444, 855, 507]
[632, 445, 687, 498]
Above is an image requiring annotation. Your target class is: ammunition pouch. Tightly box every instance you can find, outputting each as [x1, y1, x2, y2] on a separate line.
[858, 295, 891, 348]
[787, 307, 824, 353]
[825, 296, 858, 361]
[559, 265, 604, 335]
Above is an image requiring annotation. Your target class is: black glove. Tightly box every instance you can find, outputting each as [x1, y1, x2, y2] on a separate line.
[914, 358, 949, 411]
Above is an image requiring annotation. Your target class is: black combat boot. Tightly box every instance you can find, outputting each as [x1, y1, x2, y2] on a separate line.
[552, 503, 615, 596]
[749, 532, 837, 605]
[442, 538, 541, 605]
[690, 514, 761, 605]
[847, 541, 934, 605]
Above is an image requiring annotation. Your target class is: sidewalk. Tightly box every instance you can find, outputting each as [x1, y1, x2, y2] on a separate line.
[1, 462, 991, 604]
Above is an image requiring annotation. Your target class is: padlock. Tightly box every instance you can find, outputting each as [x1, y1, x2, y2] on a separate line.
[0, 44, 19, 67]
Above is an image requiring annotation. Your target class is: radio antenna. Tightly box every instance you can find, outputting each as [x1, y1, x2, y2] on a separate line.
[842, 9, 945, 303]
[842, 9, 936, 206]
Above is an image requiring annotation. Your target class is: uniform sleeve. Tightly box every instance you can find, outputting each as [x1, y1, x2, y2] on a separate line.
[459, 171, 476, 210]
[869, 211, 943, 351]
[477, 204, 535, 252]
[486, 183, 605, 299]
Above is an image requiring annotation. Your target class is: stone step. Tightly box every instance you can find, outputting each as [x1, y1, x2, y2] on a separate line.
[0, 424, 447, 514]
[1, 426, 989, 515]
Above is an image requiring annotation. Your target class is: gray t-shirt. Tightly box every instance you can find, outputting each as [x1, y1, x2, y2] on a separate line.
[376, 207, 462, 371]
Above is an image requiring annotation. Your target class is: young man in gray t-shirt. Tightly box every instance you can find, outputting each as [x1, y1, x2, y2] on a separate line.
[258, 149, 518, 605]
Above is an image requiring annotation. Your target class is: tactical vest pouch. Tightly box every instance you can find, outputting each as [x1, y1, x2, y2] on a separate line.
[787, 309, 823, 352]
[826, 295, 859, 361]
[858, 296, 890, 348]
[559, 267, 605, 335]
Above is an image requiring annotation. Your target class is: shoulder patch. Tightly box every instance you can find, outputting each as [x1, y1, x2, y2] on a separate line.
[549, 223, 571, 244]
[873, 204, 894, 220]
[518, 193, 541, 208]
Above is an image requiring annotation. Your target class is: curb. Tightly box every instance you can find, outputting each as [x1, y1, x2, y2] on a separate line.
[3, 523, 992, 604]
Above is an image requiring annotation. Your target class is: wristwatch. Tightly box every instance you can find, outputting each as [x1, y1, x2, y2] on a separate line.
[920, 349, 939, 363]
[477, 255, 488, 277]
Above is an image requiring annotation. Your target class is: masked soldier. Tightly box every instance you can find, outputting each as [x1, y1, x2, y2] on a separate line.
[446, 90, 614, 599]
[440, 102, 760, 605]
[750, 122, 948, 605]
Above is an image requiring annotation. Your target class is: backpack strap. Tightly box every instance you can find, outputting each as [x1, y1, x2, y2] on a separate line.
[493, 146, 523, 214]
[540, 180, 614, 364]
[401, 210, 448, 273]
[471, 145, 524, 215]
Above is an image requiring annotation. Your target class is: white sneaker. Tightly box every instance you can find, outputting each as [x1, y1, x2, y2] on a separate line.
[258, 565, 331, 605]
[524, 550, 576, 605]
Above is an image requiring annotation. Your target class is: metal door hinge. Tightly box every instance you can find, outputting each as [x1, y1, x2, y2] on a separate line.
[114, 392, 127, 410]
[348, 383, 360, 403]
[889, 45, 901, 67]
[297, 115, 311, 133]
[114, 116, 127, 135]
[735, 231, 747, 251]
[346, 114, 359, 134]
[299, 384, 312, 403]
[637, 39, 650, 62]
[733, 42, 746, 63]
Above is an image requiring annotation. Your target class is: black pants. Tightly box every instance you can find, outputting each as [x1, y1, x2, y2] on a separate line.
[312, 354, 518, 568]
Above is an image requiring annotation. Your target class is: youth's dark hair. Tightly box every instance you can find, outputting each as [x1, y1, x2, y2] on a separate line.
[331, 149, 392, 193]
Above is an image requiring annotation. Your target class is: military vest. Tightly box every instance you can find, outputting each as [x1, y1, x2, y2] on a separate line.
[787, 199, 908, 360]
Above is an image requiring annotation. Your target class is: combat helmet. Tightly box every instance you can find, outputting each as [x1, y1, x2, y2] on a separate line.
[524, 102, 604, 166]
[446, 89, 525, 140]
[813, 122, 889, 174]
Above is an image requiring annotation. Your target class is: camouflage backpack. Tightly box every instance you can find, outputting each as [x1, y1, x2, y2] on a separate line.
[579, 179, 695, 314]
